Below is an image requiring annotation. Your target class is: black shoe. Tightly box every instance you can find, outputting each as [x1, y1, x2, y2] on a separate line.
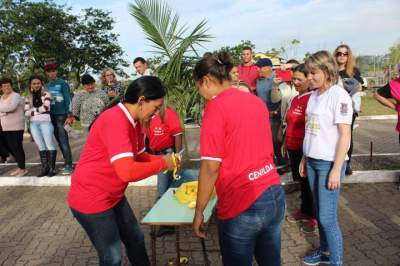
[37, 151, 49, 177]
[47, 150, 57, 177]
[151, 226, 175, 238]
[345, 165, 353, 175]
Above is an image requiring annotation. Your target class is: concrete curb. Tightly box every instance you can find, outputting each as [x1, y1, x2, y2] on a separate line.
[281, 170, 399, 184]
[342, 170, 399, 183]
[357, 114, 397, 120]
[0, 175, 157, 187]
[0, 171, 398, 187]
[182, 116, 397, 125]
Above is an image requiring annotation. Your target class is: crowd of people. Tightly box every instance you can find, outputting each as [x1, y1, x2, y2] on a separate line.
[0, 56, 153, 177]
[2, 43, 399, 266]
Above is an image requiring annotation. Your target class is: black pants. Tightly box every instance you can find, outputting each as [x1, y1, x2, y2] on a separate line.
[347, 112, 358, 164]
[51, 114, 72, 167]
[3, 130, 25, 169]
[0, 129, 10, 160]
[288, 149, 315, 218]
[270, 117, 286, 166]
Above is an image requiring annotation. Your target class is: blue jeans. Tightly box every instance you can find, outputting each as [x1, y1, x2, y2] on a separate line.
[217, 185, 285, 266]
[170, 168, 199, 188]
[306, 158, 346, 266]
[70, 197, 150, 266]
[51, 114, 72, 167]
[30, 121, 56, 151]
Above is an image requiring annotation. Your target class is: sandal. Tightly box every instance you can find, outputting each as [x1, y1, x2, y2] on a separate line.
[9, 168, 20, 176]
[15, 169, 28, 177]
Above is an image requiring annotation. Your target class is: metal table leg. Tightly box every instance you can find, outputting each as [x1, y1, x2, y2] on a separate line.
[176, 226, 181, 266]
[151, 226, 157, 266]
[200, 238, 210, 266]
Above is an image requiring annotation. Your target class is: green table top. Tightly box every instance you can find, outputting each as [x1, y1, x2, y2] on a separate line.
[141, 188, 217, 225]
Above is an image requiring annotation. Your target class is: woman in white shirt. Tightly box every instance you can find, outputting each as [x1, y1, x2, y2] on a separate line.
[299, 51, 352, 266]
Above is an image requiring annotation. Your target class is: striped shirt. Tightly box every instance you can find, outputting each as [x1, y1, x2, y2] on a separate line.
[25, 91, 52, 122]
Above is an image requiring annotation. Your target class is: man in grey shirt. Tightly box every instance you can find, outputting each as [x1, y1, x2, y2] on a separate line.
[256, 58, 286, 166]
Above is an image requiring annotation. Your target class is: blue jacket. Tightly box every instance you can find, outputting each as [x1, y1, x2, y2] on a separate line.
[256, 76, 280, 112]
[47, 79, 71, 115]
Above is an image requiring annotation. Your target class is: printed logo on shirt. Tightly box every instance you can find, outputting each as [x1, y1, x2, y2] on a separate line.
[305, 115, 320, 135]
[153, 126, 165, 136]
[248, 163, 274, 181]
[293, 105, 304, 115]
[340, 103, 348, 115]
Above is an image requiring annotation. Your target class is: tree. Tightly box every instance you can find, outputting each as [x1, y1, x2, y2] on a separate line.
[0, 1, 128, 91]
[68, 8, 129, 89]
[388, 41, 400, 67]
[130, 0, 212, 122]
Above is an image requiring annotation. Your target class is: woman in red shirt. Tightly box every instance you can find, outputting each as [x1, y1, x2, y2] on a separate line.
[143, 104, 183, 197]
[280, 64, 316, 234]
[67, 76, 175, 266]
[192, 52, 284, 266]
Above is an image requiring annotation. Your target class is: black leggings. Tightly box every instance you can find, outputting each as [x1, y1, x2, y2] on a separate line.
[0, 130, 9, 160]
[288, 149, 315, 218]
[3, 130, 25, 169]
[347, 112, 358, 163]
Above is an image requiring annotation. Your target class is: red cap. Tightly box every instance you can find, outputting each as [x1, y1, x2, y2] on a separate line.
[43, 63, 58, 71]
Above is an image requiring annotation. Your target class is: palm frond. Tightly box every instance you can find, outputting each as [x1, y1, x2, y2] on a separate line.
[129, 0, 185, 56]
[130, 0, 211, 122]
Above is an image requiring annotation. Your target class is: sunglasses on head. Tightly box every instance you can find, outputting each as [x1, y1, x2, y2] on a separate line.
[336, 52, 348, 57]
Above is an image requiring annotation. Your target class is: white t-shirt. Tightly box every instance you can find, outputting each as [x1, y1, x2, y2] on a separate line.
[134, 68, 154, 79]
[303, 85, 353, 161]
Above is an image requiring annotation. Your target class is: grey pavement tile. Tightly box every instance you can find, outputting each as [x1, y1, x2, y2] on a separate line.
[0, 184, 399, 265]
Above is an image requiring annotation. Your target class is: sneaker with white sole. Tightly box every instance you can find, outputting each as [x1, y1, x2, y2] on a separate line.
[303, 248, 330, 265]
[61, 166, 73, 175]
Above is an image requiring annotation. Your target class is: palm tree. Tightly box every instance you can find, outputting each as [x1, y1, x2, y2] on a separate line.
[129, 0, 212, 122]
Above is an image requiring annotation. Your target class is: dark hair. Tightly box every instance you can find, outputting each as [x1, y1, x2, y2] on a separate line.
[293, 63, 309, 77]
[287, 59, 300, 65]
[81, 74, 96, 85]
[202, 52, 213, 58]
[242, 46, 252, 52]
[88, 76, 166, 131]
[28, 75, 44, 107]
[124, 76, 166, 104]
[133, 57, 146, 64]
[29, 75, 43, 84]
[28, 75, 44, 88]
[0, 77, 13, 86]
[193, 51, 234, 84]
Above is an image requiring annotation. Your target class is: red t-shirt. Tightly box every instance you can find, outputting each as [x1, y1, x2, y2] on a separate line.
[144, 107, 182, 152]
[238, 64, 259, 89]
[285, 92, 311, 150]
[67, 103, 145, 214]
[200, 88, 281, 220]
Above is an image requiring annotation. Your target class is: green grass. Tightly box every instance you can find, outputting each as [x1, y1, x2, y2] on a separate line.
[360, 90, 396, 116]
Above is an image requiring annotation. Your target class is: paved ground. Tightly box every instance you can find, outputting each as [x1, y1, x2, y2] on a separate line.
[0, 119, 399, 265]
[0, 183, 399, 265]
[354, 119, 398, 154]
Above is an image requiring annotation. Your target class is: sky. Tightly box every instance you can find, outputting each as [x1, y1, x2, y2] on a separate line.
[50, 0, 400, 76]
